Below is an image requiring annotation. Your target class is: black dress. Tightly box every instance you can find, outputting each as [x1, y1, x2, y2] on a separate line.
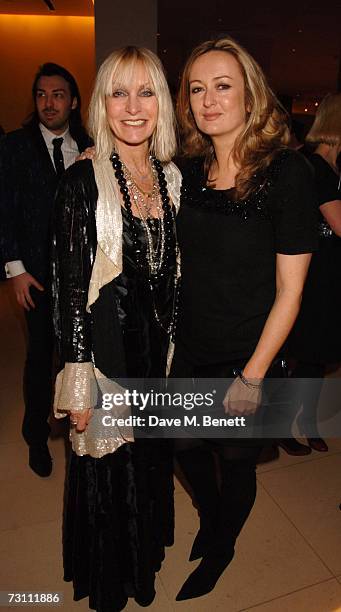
[289, 153, 341, 363]
[53, 160, 176, 612]
[169, 150, 318, 572]
[172, 149, 318, 375]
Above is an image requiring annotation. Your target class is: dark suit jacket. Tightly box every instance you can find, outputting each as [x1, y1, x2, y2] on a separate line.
[0, 123, 91, 284]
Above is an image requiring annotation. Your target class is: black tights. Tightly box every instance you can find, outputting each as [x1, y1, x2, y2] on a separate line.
[176, 439, 261, 556]
[171, 349, 265, 557]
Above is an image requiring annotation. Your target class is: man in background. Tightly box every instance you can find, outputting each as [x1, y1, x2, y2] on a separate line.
[0, 63, 90, 476]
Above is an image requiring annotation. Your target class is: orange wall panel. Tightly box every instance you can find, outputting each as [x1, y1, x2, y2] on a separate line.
[0, 14, 95, 132]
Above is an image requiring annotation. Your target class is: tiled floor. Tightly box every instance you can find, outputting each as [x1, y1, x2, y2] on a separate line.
[1, 281, 341, 612]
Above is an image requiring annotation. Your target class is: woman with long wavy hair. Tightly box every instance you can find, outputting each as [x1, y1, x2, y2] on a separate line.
[171, 37, 318, 600]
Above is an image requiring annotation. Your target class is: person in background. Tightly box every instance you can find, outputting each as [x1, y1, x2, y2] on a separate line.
[171, 36, 317, 600]
[0, 63, 90, 476]
[285, 93, 341, 455]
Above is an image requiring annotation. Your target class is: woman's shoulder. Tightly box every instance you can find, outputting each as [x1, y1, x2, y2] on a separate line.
[56, 159, 98, 211]
[271, 147, 313, 174]
[63, 158, 95, 182]
[267, 147, 314, 190]
[59, 159, 97, 194]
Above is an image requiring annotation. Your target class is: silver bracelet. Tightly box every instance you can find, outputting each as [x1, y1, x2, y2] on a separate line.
[237, 371, 263, 389]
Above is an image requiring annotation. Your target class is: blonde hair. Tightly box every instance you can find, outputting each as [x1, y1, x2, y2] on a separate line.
[177, 37, 290, 199]
[88, 46, 177, 161]
[306, 93, 341, 147]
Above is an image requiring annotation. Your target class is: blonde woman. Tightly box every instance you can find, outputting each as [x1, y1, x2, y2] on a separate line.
[288, 93, 341, 453]
[52, 47, 181, 611]
[171, 37, 317, 600]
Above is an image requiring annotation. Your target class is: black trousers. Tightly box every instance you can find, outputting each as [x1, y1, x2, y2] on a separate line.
[22, 287, 54, 447]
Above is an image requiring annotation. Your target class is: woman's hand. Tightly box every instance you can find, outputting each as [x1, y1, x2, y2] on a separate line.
[223, 375, 263, 416]
[70, 409, 92, 432]
[76, 146, 95, 162]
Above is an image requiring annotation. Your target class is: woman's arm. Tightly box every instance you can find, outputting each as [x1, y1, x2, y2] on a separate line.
[319, 199, 341, 237]
[53, 160, 98, 430]
[224, 252, 311, 416]
[224, 150, 317, 415]
[243, 252, 311, 379]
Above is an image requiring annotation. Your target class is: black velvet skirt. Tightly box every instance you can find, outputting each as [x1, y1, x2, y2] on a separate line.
[63, 439, 174, 612]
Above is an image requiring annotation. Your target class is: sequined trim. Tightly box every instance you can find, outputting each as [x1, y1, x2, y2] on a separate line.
[54, 365, 135, 457]
[54, 362, 97, 417]
[70, 369, 134, 458]
[180, 149, 290, 220]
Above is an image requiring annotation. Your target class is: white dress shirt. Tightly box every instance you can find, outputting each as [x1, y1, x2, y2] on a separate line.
[5, 124, 80, 278]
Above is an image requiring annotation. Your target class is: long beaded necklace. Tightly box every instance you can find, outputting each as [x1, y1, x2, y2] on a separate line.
[110, 151, 179, 337]
[121, 162, 165, 275]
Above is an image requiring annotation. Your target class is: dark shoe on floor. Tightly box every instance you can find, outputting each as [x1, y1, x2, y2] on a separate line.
[307, 437, 328, 452]
[176, 549, 234, 601]
[278, 438, 312, 456]
[29, 444, 52, 477]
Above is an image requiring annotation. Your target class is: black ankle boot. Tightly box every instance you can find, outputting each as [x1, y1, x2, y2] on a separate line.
[176, 548, 234, 600]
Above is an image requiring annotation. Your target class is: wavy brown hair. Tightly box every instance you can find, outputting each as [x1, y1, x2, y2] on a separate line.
[177, 37, 290, 200]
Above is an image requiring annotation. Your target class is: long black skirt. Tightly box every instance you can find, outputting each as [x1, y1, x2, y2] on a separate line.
[63, 439, 174, 612]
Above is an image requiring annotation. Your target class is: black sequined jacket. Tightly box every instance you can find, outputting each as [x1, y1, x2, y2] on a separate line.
[53, 160, 110, 367]
[52, 159, 181, 419]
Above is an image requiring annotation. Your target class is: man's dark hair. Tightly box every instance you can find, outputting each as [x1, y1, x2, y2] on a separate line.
[24, 62, 87, 142]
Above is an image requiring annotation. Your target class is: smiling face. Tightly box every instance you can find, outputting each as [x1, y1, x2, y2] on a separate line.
[35, 75, 77, 134]
[189, 50, 247, 145]
[105, 61, 158, 150]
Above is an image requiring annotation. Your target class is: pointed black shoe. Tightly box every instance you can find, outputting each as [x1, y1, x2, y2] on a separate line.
[29, 444, 52, 477]
[176, 549, 234, 601]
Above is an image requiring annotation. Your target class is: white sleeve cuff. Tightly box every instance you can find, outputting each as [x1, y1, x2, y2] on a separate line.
[54, 362, 98, 418]
[5, 260, 26, 278]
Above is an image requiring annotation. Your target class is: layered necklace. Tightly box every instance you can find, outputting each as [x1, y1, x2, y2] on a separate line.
[110, 151, 179, 337]
[121, 161, 166, 275]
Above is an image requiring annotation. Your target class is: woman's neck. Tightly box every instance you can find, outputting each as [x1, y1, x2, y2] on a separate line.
[209, 137, 239, 189]
[116, 142, 151, 175]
